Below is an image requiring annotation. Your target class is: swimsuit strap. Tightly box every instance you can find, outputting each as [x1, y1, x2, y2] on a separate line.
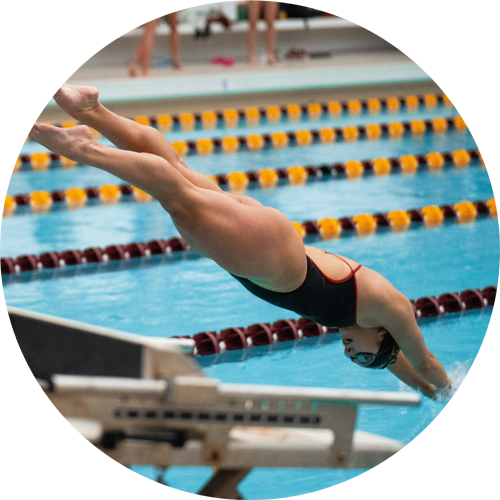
[334, 255, 362, 276]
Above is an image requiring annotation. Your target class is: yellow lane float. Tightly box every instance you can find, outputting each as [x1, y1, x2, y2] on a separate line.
[367, 98, 381, 115]
[30, 191, 52, 213]
[405, 95, 419, 112]
[487, 198, 497, 217]
[157, 114, 173, 133]
[453, 116, 467, 132]
[3, 195, 16, 217]
[180, 112, 195, 132]
[388, 210, 410, 232]
[202, 111, 217, 130]
[99, 184, 121, 204]
[328, 101, 342, 118]
[373, 158, 391, 176]
[353, 214, 376, 236]
[224, 109, 239, 128]
[410, 119, 426, 138]
[292, 221, 306, 239]
[258, 168, 278, 189]
[452, 149, 470, 168]
[318, 218, 341, 239]
[320, 127, 336, 144]
[222, 136, 239, 154]
[308, 103, 322, 121]
[424, 94, 438, 110]
[31, 152, 51, 171]
[271, 131, 288, 149]
[247, 134, 264, 151]
[432, 117, 448, 135]
[454, 201, 477, 223]
[287, 104, 302, 122]
[266, 106, 282, 124]
[388, 121, 404, 140]
[345, 160, 364, 179]
[134, 116, 150, 126]
[343, 125, 359, 143]
[132, 186, 153, 203]
[228, 172, 249, 192]
[65, 188, 87, 210]
[347, 100, 362, 117]
[400, 154, 418, 174]
[61, 156, 77, 169]
[14, 157, 22, 173]
[366, 123, 382, 141]
[287, 166, 308, 186]
[426, 152, 445, 171]
[295, 129, 312, 147]
[443, 95, 453, 108]
[196, 138, 214, 156]
[172, 140, 188, 157]
[386, 96, 400, 114]
[422, 205, 444, 227]
[245, 107, 260, 127]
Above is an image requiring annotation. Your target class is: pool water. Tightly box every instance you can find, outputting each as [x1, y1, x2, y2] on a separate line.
[2, 102, 498, 498]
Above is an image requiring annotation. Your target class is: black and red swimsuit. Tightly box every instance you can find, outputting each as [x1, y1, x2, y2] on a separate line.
[230, 255, 362, 328]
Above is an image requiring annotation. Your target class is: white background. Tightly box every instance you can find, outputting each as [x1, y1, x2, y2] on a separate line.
[0, 0, 500, 500]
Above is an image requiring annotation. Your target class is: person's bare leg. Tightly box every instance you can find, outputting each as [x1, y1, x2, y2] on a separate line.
[264, 2, 278, 65]
[138, 20, 158, 77]
[28, 122, 307, 291]
[128, 19, 159, 77]
[53, 84, 236, 197]
[167, 12, 182, 69]
[247, 1, 260, 64]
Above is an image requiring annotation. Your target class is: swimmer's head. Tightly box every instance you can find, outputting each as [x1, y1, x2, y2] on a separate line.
[340, 325, 400, 369]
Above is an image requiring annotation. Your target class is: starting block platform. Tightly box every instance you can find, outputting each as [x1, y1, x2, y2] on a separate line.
[9, 306, 420, 499]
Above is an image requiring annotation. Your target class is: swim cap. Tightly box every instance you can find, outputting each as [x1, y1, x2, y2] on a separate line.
[364, 331, 400, 369]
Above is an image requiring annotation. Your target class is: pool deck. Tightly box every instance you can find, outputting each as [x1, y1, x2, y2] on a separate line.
[38, 15, 443, 123]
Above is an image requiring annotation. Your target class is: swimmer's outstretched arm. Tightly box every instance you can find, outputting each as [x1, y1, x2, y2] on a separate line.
[357, 274, 451, 393]
[388, 351, 438, 398]
[374, 290, 452, 390]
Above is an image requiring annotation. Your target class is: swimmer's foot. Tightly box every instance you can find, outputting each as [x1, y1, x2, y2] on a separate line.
[53, 84, 100, 121]
[28, 122, 95, 163]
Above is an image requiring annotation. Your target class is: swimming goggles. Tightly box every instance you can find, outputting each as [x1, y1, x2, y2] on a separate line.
[350, 344, 399, 368]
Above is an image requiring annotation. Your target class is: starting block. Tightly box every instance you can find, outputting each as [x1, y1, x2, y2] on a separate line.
[9, 306, 420, 499]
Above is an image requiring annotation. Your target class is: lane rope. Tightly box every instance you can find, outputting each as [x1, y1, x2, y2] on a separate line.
[4, 148, 483, 217]
[2, 198, 496, 277]
[181, 284, 497, 356]
[15, 114, 468, 173]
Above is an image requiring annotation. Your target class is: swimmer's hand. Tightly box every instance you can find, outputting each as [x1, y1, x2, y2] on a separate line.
[422, 383, 453, 401]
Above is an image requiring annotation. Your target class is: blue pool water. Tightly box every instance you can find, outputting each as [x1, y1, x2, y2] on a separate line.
[2, 103, 498, 498]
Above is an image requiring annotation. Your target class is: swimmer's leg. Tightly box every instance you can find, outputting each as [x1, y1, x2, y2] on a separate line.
[29, 121, 306, 291]
[52, 84, 248, 200]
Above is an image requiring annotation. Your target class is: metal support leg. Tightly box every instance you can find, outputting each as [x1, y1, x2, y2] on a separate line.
[198, 468, 252, 499]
